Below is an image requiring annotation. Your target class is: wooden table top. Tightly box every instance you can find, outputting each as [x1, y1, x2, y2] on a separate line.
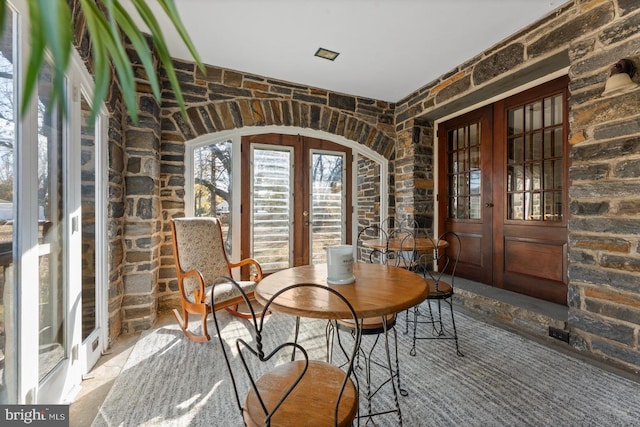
[255, 263, 428, 319]
[361, 237, 448, 251]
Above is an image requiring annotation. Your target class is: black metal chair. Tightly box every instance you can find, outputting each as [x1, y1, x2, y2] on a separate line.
[324, 226, 410, 423]
[386, 227, 418, 270]
[356, 223, 388, 264]
[407, 231, 463, 357]
[330, 312, 405, 424]
[212, 276, 360, 427]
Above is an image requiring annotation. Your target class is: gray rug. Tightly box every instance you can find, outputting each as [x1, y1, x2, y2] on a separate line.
[92, 303, 640, 426]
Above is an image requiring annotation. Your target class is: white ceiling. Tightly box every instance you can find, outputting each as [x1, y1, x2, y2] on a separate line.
[128, 0, 566, 102]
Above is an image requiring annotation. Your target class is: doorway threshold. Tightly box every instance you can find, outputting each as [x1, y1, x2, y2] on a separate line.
[452, 276, 568, 341]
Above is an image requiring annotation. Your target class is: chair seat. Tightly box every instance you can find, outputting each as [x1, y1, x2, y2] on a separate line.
[191, 280, 256, 304]
[426, 279, 453, 299]
[244, 360, 358, 427]
[337, 313, 396, 335]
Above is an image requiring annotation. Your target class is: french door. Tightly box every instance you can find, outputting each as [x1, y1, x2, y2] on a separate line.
[241, 134, 352, 272]
[439, 77, 569, 304]
[437, 105, 494, 284]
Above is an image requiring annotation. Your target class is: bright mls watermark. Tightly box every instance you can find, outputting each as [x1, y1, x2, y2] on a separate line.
[0, 405, 68, 426]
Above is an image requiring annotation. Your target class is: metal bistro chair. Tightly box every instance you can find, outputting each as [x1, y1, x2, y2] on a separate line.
[170, 217, 263, 342]
[212, 277, 360, 427]
[408, 231, 463, 357]
[324, 224, 411, 424]
[386, 227, 418, 271]
[357, 223, 388, 264]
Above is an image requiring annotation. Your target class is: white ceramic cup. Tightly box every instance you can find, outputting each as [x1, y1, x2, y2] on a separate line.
[326, 245, 355, 285]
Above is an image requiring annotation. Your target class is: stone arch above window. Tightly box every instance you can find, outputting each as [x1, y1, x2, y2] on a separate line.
[166, 100, 395, 158]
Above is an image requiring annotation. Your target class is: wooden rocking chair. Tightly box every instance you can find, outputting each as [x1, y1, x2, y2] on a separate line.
[170, 217, 263, 342]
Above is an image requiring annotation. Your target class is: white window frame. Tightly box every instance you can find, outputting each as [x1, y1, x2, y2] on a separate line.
[185, 126, 388, 264]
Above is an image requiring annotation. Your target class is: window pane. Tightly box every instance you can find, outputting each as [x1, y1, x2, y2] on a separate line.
[470, 195, 481, 219]
[526, 101, 542, 131]
[554, 192, 563, 220]
[507, 92, 564, 223]
[532, 132, 542, 160]
[513, 165, 524, 191]
[470, 145, 480, 169]
[554, 160, 563, 189]
[252, 148, 291, 271]
[81, 95, 97, 340]
[552, 95, 563, 125]
[470, 170, 481, 195]
[38, 61, 66, 381]
[449, 197, 457, 218]
[310, 152, 344, 264]
[508, 193, 524, 220]
[447, 121, 482, 220]
[0, 9, 15, 404]
[193, 140, 232, 255]
[544, 160, 554, 190]
[530, 192, 541, 221]
[532, 163, 541, 190]
[513, 137, 523, 162]
[508, 108, 523, 135]
[553, 128, 563, 157]
[448, 130, 456, 152]
[469, 123, 478, 145]
[525, 134, 533, 161]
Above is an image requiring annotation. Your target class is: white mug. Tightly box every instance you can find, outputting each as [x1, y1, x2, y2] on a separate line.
[326, 245, 355, 285]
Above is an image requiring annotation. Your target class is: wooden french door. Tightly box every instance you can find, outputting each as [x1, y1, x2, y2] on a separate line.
[439, 77, 569, 304]
[241, 134, 352, 272]
[437, 106, 494, 284]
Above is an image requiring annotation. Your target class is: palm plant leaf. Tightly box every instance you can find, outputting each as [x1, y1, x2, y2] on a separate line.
[1, 0, 204, 122]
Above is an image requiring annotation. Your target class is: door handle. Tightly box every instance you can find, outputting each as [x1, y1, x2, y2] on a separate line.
[485, 203, 494, 207]
[303, 210, 312, 226]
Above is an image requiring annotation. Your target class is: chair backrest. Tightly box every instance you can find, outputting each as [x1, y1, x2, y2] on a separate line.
[211, 276, 359, 426]
[357, 224, 388, 264]
[171, 217, 232, 296]
[396, 217, 420, 231]
[387, 227, 417, 269]
[417, 231, 461, 288]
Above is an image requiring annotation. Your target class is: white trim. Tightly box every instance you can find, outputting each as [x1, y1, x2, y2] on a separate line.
[69, 48, 108, 377]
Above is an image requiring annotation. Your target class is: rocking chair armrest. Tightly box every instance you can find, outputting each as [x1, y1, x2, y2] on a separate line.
[180, 268, 208, 303]
[229, 258, 263, 281]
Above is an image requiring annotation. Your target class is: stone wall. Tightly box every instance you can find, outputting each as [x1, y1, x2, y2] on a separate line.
[393, 0, 640, 372]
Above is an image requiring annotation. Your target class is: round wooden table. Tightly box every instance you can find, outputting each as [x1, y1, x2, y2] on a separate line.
[255, 262, 428, 319]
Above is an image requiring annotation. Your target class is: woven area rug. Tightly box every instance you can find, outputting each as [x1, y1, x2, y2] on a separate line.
[92, 303, 640, 426]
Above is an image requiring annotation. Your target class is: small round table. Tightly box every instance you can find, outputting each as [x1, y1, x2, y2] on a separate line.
[255, 263, 427, 319]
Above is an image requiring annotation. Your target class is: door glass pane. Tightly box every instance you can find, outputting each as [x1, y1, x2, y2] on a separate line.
[81, 95, 96, 340]
[310, 152, 345, 264]
[251, 147, 291, 271]
[447, 121, 482, 219]
[38, 62, 66, 381]
[506, 94, 564, 222]
[193, 140, 232, 256]
[0, 9, 15, 403]
[508, 108, 523, 135]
